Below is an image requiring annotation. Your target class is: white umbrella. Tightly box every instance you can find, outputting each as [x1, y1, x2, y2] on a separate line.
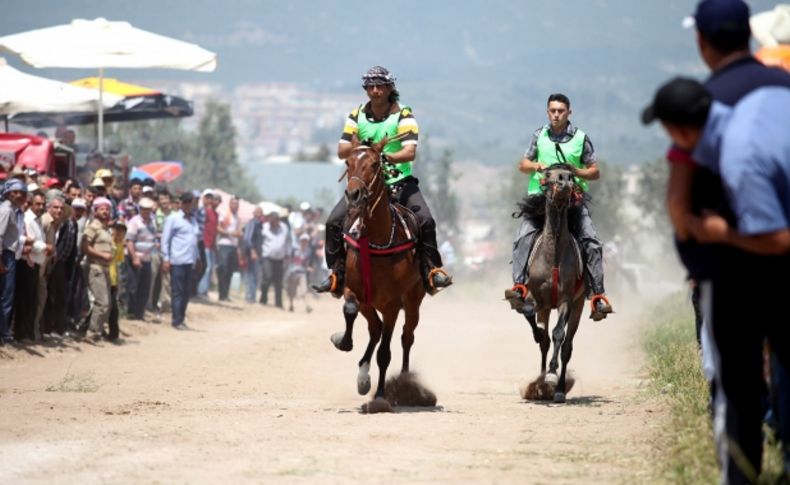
[0, 17, 217, 150]
[0, 57, 121, 117]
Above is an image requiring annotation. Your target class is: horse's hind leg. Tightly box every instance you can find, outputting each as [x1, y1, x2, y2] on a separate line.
[356, 306, 383, 395]
[555, 299, 584, 403]
[331, 291, 359, 352]
[401, 286, 425, 373]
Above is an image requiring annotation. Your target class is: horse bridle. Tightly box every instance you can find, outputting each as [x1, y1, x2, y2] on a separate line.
[343, 146, 386, 221]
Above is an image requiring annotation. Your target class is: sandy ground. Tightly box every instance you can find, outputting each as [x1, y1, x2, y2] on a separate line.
[0, 279, 663, 484]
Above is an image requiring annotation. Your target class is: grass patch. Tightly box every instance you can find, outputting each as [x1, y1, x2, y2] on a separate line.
[643, 292, 787, 484]
[642, 292, 717, 484]
[45, 371, 100, 393]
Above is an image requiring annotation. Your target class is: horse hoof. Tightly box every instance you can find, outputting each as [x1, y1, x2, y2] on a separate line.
[553, 392, 566, 404]
[544, 372, 558, 386]
[330, 332, 352, 352]
[361, 397, 393, 414]
[357, 363, 371, 395]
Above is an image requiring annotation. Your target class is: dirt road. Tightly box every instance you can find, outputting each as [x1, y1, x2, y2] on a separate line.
[0, 282, 659, 484]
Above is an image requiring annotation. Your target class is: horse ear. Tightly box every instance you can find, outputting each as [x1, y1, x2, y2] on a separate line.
[350, 134, 361, 149]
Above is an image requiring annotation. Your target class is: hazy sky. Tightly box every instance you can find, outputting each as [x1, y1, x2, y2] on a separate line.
[0, 0, 782, 164]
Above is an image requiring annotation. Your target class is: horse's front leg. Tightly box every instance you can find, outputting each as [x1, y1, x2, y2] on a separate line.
[555, 297, 585, 403]
[330, 290, 359, 352]
[545, 305, 569, 389]
[401, 285, 425, 373]
[536, 309, 551, 374]
[356, 305, 383, 395]
[374, 305, 400, 399]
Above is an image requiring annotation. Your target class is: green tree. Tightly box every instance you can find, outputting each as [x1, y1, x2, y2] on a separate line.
[179, 99, 260, 201]
[103, 119, 191, 166]
[414, 138, 460, 239]
[586, 160, 626, 242]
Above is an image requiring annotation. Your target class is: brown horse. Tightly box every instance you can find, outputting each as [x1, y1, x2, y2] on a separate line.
[515, 163, 586, 403]
[329, 136, 427, 408]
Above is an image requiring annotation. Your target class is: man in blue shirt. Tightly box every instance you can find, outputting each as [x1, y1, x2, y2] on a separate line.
[644, 77, 790, 484]
[161, 192, 199, 330]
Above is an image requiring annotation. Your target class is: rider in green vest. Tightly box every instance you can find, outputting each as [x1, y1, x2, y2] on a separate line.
[505, 93, 614, 321]
[312, 66, 453, 297]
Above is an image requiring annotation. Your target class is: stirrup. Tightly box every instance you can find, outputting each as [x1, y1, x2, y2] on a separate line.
[589, 294, 614, 321]
[504, 284, 528, 311]
[427, 268, 453, 295]
[510, 284, 528, 299]
[312, 272, 343, 298]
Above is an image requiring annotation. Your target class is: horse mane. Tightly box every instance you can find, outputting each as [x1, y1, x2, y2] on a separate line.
[513, 194, 546, 220]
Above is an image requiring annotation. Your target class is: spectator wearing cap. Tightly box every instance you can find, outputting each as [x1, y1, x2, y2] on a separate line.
[0, 179, 31, 344]
[667, 1, 790, 480]
[125, 197, 157, 321]
[259, 210, 290, 309]
[118, 178, 144, 221]
[670, 0, 790, 282]
[241, 206, 264, 303]
[16, 190, 49, 341]
[37, 190, 66, 336]
[197, 190, 218, 298]
[644, 77, 790, 483]
[216, 195, 241, 302]
[108, 220, 127, 341]
[81, 197, 114, 340]
[95, 168, 114, 193]
[161, 192, 199, 329]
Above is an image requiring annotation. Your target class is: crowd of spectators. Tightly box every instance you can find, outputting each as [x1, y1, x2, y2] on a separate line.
[0, 150, 329, 346]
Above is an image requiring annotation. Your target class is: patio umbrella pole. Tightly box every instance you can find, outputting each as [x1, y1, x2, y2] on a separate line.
[98, 67, 104, 153]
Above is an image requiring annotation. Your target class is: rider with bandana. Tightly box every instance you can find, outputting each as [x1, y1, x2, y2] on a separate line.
[506, 93, 614, 321]
[312, 66, 453, 297]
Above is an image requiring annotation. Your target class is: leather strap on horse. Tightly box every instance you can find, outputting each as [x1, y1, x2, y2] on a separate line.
[550, 267, 585, 308]
[343, 234, 415, 255]
[358, 235, 373, 305]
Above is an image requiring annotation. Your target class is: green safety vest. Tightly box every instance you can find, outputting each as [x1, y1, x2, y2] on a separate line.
[527, 126, 589, 195]
[356, 104, 413, 185]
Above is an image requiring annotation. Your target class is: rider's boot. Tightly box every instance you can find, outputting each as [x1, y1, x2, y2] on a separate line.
[587, 269, 614, 321]
[311, 269, 345, 298]
[504, 282, 536, 317]
[581, 234, 614, 321]
[311, 223, 346, 298]
[420, 224, 452, 295]
[426, 267, 453, 295]
[590, 293, 613, 321]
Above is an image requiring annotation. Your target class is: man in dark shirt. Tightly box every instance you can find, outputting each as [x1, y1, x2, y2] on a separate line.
[662, 1, 790, 482]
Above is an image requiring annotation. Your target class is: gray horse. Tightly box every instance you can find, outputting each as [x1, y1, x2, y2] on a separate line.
[511, 163, 586, 403]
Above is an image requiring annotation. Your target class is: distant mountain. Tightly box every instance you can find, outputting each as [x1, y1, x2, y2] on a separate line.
[0, 0, 777, 165]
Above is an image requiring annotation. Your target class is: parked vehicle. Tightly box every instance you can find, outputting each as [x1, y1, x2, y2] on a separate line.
[0, 132, 75, 181]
